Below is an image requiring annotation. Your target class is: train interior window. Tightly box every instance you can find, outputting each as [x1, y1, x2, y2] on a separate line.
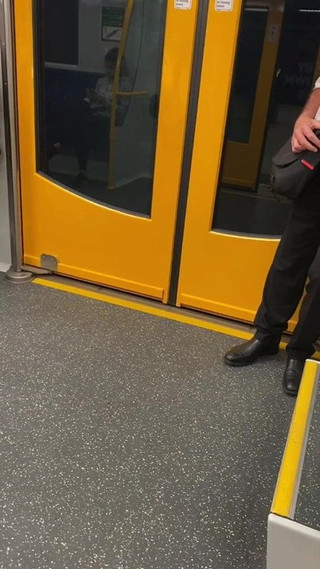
[213, 0, 320, 236]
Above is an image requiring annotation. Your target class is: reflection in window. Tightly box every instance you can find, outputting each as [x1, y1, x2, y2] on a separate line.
[213, 0, 320, 236]
[35, 0, 167, 216]
[43, 0, 79, 65]
[227, 7, 269, 144]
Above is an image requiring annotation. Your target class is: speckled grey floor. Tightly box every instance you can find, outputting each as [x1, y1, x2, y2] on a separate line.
[0, 274, 297, 569]
[295, 382, 320, 531]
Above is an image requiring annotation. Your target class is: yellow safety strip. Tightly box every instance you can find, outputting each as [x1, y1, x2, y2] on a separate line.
[33, 277, 320, 521]
[33, 278, 320, 359]
[271, 359, 319, 519]
[33, 277, 257, 340]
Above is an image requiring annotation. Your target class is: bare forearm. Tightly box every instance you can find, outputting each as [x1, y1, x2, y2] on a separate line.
[300, 87, 320, 119]
[292, 88, 320, 152]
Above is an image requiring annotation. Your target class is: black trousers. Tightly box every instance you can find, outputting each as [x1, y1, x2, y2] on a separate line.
[47, 101, 110, 171]
[254, 175, 320, 359]
[73, 109, 110, 172]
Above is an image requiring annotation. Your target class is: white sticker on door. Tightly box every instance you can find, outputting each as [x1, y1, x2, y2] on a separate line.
[215, 0, 234, 11]
[175, 0, 192, 9]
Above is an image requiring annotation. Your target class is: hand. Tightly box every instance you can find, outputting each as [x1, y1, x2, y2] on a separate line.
[291, 115, 320, 153]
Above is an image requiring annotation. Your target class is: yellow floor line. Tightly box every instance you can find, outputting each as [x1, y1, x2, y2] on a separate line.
[33, 278, 256, 341]
[32, 278, 320, 359]
[271, 359, 319, 519]
[33, 277, 320, 519]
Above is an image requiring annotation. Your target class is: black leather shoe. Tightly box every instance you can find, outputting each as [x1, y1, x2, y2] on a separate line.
[224, 337, 279, 367]
[282, 358, 305, 396]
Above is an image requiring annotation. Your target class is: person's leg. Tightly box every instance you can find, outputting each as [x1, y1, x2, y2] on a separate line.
[286, 247, 320, 359]
[74, 114, 111, 184]
[225, 199, 320, 366]
[60, 99, 91, 184]
[74, 132, 89, 173]
[281, 248, 320, 395]
[74, 110, 91, 177]
[254, 201, 320, 342]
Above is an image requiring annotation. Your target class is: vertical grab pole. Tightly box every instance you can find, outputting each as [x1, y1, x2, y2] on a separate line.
[107, 0, 135, 190]
[0, 0, 32, 282]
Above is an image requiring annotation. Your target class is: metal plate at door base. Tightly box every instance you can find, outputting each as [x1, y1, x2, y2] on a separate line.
[41, 254, 58, 272]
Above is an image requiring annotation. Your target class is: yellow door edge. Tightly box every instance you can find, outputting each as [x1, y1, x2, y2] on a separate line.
[179, 292, 257, 322]
[25, 256, 163, 300]
[271, 359, 320, 519]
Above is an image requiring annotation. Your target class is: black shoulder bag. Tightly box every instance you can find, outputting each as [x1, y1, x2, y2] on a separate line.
[271, 130, 320, 200]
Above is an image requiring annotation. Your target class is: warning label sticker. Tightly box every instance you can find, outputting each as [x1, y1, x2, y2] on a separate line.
[175, 0, 192, 9]
[215, 0, 234, 11]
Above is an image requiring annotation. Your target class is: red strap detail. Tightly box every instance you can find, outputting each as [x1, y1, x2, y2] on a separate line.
[301, 159, 315, 171]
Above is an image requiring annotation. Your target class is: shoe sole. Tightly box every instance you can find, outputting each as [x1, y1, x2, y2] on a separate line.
[223, 348, 279, 367]
[224, 358, 255, 367]
[283, 387, 298, 397]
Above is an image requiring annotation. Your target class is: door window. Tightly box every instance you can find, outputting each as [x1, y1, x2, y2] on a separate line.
[212, 0, 320, 236]
[34, 0, 167, 216]
[227, 7, 269, 144]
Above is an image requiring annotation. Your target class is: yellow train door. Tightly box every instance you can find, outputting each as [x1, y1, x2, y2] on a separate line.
[15, 0, 320, 326]
[178, 0, 320, 325]
[14, 0, 197, 301]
